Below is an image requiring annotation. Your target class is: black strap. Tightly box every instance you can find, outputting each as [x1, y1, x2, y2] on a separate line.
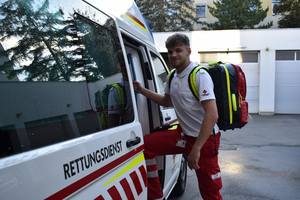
[213, 128, 217, 156]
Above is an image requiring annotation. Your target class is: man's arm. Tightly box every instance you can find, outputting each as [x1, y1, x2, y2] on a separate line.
[187, 99, 218, 170]
[133, 80, 172, 107]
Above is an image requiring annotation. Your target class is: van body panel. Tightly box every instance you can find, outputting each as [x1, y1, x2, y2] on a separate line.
[0, 0, 186, 199]
[86, 0, 155, 48]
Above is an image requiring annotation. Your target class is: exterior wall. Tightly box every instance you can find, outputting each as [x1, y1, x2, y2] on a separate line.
[194, 0, 280, 30]
[153, 28, 300, 114]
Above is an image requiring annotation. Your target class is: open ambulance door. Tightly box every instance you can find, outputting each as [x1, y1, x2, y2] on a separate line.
[122, 34, 187, 198]
[146, 47, 187, 198]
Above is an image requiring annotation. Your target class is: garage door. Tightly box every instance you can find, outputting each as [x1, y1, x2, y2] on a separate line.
[275, 51, 300, 114]
[199, 51, 259, 113]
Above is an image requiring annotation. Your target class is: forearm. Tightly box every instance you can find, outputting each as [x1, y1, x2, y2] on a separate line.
[193, 113, 217, 151]
[193, 99, 218, 151]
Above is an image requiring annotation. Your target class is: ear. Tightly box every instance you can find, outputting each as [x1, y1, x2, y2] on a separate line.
[187, 47, 191, 55]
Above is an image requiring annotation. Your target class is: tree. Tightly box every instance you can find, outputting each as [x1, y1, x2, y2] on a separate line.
[200, 0, 273, 30]
[273, 0, 300, 28]
[0, 0, 78, 81]
[135, 0, 201, 32]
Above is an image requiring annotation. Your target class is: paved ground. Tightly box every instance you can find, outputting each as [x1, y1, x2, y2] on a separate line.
[168, 114, 300, 200]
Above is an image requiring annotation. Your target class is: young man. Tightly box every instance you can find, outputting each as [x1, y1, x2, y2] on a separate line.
[133, 33, 222, 200]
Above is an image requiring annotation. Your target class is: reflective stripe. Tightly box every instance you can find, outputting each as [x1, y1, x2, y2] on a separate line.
[220, 64, 233, 124]
[211, 172, 221, 180]
[146, 158, 156, 166]
[104, 153, 145, 186]
[147, 170, 158, 178]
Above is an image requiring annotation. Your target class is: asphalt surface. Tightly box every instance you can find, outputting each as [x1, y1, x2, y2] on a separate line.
[168, 114, 300, 200]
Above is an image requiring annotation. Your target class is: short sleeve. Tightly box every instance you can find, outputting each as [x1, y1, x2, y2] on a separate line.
[196, 69, 216, 102]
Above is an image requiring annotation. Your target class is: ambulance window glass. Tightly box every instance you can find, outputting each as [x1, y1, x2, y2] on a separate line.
[150, 53, 172, 109]
[75, 14, 134, 130]
[0, 0, 132, 159]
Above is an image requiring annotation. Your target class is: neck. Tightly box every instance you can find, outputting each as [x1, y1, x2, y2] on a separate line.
[176, 61, 190, 74]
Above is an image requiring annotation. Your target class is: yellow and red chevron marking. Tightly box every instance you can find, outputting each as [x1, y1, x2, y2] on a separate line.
[123, 11, 148, 33]
[94, 164, 147, 200]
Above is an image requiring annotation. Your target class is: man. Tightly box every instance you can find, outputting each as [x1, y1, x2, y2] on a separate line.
[133, 33, 222, 200]
[108, 61, 133, 128]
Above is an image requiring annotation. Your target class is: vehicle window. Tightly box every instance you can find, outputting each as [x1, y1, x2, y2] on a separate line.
[150, 52, 172, 109]
[0, 0, 133, 158]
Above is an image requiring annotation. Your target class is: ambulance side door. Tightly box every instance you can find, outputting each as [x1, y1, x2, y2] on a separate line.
[147, 50, 182, 196]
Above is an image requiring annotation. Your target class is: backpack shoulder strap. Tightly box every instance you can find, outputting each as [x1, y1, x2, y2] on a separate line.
[167, 69, 176, 89]
[188, 66, 209, 101]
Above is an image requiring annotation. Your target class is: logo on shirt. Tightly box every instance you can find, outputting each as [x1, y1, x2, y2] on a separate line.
[201, 90, 210, 97]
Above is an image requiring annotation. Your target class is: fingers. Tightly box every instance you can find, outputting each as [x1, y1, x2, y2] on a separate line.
[132, 80, 139, 91]
[188, 159, 200, 170]
[188, 150, 200, 170]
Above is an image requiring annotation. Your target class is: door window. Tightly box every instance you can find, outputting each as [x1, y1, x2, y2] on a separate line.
[150, 52, 173, 110]
[0, 0, 133, 158]
[150, 53, 168, 95]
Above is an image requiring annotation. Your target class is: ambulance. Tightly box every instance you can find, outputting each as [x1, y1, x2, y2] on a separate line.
[0, 0, 187, 199]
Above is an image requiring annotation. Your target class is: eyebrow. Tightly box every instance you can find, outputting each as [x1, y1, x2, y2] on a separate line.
[168, 47, 183, 53]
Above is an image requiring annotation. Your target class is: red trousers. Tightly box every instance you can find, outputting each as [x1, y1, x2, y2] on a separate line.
[144, 124, 223, 200]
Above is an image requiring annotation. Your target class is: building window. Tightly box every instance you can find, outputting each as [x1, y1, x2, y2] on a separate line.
[196, 4, 206, 18]
[276, 51, 295, 60]
[199, 52, 258, 64]
[297, 52, 300, 60]
[272, 0, 281, 15]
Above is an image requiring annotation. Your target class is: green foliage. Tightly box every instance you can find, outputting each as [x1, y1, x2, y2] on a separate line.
[273, 0, 300, 28]
[0, 0, 116, 81]
[200, 0, 273, 30]
[0, 0, 75, 81]
[135, 0, 200, 32]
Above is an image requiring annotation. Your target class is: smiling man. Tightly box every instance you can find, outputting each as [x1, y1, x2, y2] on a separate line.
[133, 33, 223, 200]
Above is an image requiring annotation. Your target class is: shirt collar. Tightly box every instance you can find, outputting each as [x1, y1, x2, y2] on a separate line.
[176, 62, 195, 78]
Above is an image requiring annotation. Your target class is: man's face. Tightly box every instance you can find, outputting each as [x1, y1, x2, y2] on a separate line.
[167, 44, 191, 70]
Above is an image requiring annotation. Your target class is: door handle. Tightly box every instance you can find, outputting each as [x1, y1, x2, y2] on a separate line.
[126, 136, 141, 147]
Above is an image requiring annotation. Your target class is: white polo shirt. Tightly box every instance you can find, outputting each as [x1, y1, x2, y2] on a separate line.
[165, 62, 219, 137]
[108, 79, 134, 124]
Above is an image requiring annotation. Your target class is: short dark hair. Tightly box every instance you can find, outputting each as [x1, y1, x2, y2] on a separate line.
[165, 33, 190, 49]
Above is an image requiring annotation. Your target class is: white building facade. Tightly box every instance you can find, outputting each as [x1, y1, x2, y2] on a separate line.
[153, 28, 300, 115]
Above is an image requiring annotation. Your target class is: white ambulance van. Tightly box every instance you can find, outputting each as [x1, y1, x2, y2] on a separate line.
[0, 0, 187, 199]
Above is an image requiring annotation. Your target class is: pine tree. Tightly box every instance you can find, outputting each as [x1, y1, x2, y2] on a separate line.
[200, 0, 273, 30]
[0, 0, 79, 81]
[273, 0, 300, 28]
[135, 0, 200, 32]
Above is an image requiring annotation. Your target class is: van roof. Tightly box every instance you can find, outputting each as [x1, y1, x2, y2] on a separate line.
[86, 0, 155, 47]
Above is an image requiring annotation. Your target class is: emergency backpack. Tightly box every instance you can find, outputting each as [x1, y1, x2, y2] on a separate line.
[168, 62, 248, 131]
[95, 83, 125, 129]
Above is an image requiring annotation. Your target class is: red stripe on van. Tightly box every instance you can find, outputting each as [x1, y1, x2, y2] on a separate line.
[120, 178, 135, 200]
[130, 171, 143, 196]
[45, 145, 144, 200]
[108, 186, 122, 200]
[138, 165, 147, 187]
[125, 12, 146, 29]
[94, 195, 104, 200]
[166, 119, 178, 125]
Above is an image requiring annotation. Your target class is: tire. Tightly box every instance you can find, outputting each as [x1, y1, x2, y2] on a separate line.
[171, 154, 187, 196]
